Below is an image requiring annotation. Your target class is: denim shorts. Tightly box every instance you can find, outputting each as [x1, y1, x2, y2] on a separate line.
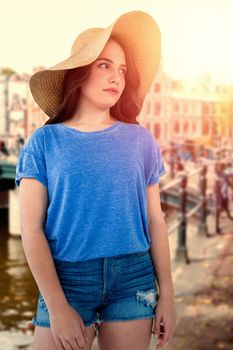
[30, 250, 159, 329]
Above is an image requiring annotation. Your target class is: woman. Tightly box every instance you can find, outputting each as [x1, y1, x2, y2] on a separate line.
[15, 10, 176, 350]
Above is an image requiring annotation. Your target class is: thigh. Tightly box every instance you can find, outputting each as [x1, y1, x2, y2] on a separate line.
[97, 318, 153, 350]
[32, 324, 96, 350]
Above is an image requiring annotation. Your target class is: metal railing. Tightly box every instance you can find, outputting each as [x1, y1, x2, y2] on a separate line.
[160, 163, 233, 264]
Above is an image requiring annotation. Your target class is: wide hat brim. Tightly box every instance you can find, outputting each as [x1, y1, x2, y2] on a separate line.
[29, 10, 161, 118]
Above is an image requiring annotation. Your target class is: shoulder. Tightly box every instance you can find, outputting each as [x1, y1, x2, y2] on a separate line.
[25, 126, 45, 141]
[25, 124, 57, 141]
[121, 123, 161, 156]
[122, 122, 156, 144]
[22, 126, 45, 154]
[122, 122, 148, 134]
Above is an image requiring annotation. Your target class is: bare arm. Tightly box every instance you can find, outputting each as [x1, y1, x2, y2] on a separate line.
[19, 178, 68, 312]
[146, 183, 174, 297]
[19, 178, 88, 349]
[147, 182, 176, 348]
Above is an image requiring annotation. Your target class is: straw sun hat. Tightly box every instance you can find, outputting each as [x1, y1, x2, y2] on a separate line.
[29, 10, 161, 119]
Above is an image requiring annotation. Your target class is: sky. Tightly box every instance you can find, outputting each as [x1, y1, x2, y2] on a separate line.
[1, 0, 233, 83]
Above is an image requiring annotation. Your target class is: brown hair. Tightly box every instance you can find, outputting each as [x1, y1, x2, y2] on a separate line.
[44, 35, 141, 126]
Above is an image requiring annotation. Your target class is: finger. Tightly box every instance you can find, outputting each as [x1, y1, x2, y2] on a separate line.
[156, 322, 166, 347]
[74, 333, 87, 349]
[155, 317, 162, 338]
[74, 337, 84, 349]
[80, 322, 88, 343]
[162, 323, 170, 341]
[62, 339, 74, 350]
[157, 327, 171, 348]
[54, 337, 66, 350]
[66, 338, 81, 350]
[69, 338, 83, 350]
[157, 338, 171, 349]
[151, 317, 155, 333]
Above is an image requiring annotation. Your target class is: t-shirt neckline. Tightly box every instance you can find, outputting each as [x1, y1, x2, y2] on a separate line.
[57, 120, 123, 135]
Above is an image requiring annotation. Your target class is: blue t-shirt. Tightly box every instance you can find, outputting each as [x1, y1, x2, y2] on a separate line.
[15, 121, 166, 262]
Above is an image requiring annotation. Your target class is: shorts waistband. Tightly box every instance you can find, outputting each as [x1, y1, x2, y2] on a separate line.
[53, 250, 150, 265]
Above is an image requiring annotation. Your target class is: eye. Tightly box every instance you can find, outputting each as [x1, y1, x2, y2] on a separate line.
[120, 68, 127, 76]
[98, 62, 127, 76]
[98, 62, 109, 69]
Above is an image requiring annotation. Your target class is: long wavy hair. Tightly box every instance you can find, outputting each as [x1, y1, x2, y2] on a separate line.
[44, 35, 141, 126]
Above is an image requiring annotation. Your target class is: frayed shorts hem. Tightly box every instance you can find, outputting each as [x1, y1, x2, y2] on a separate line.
[96, 314, 155, 324]
[31, 317, 98, 328]
[30, 314, 155, 328]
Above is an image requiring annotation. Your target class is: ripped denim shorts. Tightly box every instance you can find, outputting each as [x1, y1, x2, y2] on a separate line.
[30, 249, 159, 329]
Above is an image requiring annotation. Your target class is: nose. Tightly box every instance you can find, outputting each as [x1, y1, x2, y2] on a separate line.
[109, 67, 121, 84]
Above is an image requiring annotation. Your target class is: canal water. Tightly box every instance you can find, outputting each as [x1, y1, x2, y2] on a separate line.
[0, 209, 36, 349]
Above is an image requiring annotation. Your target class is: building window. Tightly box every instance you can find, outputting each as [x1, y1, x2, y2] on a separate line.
[173, 102, 180, 113]
[202, 104, 210, 115]
[154, 83, 161, 93]
[184, 121, 189, 133]
[154, 123, 160, 138]
[174, 121, 180, 133]
[154, 102, 161, 115]
[192, 122, 196, 133]
[202, 120, 209, 135]
[213, 121, 218, 135]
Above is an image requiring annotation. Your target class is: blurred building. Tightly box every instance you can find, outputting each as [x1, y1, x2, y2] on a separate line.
[0, 64, 232, 149]
[140, 64, 233, 148]
[0, 66, 49, 145]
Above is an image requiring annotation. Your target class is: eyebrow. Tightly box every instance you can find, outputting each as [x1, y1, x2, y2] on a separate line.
[96, 57, 127, 68]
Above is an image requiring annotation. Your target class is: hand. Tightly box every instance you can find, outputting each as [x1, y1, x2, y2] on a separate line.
[49, 303, 88, 350]
[151, 293, 176, 348]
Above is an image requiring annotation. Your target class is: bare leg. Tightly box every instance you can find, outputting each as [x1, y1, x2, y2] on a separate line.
[97, 318, 153, 350]
[32, 324, 96, 350]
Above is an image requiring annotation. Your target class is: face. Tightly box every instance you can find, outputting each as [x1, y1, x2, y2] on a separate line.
[80, 39, 127, 109]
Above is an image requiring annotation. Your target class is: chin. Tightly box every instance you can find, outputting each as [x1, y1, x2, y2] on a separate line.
[98, 101, 118, 109]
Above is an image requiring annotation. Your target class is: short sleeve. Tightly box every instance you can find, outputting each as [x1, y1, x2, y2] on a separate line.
[145, 132, 166, 186]
[15, 128, 48, 188]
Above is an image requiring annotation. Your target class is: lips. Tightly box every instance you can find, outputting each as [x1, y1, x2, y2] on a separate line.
[103, 88, 119, 94]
